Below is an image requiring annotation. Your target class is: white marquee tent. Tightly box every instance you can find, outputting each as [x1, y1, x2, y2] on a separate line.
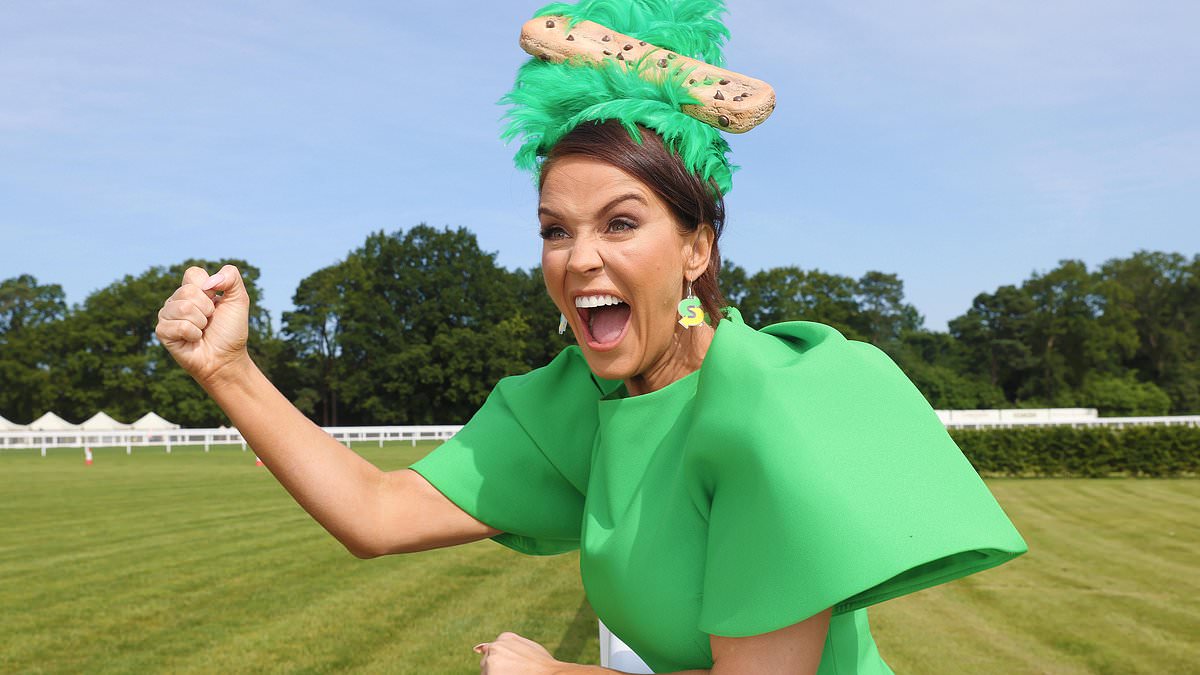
[28, 412, 79, 431]
[0, 415, 28, 431]
[130, 412, 180, 430]
[79, 411, 132, 431]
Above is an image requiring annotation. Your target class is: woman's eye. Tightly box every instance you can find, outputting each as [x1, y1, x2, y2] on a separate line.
[539, 225, 568, 240]
[608, 218, 637, 233]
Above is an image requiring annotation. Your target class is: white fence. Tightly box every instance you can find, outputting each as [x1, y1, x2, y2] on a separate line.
[3, 414, 1199, 456]
[941, 414, 1200, 430]
[0, 425, 463, 456]
[936, 407, 1200, 430]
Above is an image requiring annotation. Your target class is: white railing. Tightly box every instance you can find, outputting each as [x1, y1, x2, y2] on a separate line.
[942, 415, 1200, 430]
[3, 414, 1198, 456]
[0, 425, 464, 456]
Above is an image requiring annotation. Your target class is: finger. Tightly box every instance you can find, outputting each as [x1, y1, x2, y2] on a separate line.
[203, 264, 246, 300]
[182, 266, 210, 288]
[162, 287, 215, 318]
[200, 272, 225, 291]
[174, 285, 217, 317]
[159, 298, 210, 329]
[157, 318, 203, 343]
[473, 643, 488, 654]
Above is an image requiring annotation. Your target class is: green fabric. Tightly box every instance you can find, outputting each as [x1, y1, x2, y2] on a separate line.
[501, 0, 738, 194]
[410, 308, 1027, 673]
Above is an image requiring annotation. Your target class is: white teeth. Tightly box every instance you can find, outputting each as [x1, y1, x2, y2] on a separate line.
[574, 294, 626, 308]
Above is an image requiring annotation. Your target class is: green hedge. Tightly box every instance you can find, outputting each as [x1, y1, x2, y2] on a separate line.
[950, 425, 1200, 477]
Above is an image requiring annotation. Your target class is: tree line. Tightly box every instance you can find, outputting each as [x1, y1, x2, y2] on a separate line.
[2, 225, 1196, 427]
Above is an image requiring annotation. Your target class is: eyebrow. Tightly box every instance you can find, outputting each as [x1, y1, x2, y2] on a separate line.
[538, 192, 648, 220]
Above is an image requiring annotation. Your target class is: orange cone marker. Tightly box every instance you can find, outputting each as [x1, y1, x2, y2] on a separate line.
[84, 446, 93, 466]
[254, 456, 264, 467]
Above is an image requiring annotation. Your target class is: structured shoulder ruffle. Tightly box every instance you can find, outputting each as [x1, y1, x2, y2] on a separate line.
[685, 312, 1027, 636]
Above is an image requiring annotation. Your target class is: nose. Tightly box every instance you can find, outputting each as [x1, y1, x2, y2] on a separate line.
[566, 232, 604, 276]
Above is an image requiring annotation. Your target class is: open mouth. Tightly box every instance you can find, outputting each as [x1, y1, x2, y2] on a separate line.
[575, 294, 631, 350]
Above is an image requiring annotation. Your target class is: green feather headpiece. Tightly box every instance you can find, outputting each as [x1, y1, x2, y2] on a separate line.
[501, 0, 740, 194]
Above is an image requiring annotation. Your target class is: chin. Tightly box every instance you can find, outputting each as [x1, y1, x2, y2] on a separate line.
[578, 347, 640, 383]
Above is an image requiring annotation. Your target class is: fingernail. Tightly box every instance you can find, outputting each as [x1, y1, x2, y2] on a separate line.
[472, 643, 486, 653]
[201, 273, 226, 291]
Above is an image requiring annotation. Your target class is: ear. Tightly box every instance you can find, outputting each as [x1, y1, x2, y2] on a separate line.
[682, 223, 716, 282]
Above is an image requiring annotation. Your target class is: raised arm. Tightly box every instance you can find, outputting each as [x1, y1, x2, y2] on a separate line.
[155, 264, 500, 557]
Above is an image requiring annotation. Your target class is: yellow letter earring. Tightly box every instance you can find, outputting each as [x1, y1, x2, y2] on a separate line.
[558, 313, 568, 335]
[677, 282, 705, 328]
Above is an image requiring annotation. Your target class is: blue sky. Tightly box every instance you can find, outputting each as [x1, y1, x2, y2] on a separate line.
[2, 1, 1197, 330]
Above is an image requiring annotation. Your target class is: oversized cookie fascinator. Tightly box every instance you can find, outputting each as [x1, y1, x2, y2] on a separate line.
[501, 0, 775, 195]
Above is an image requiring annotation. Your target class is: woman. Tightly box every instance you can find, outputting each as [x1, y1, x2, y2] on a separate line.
[156, 3, 1026, 673]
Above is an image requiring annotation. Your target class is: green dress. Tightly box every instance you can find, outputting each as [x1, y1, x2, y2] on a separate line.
[410, 309, 1027, 673]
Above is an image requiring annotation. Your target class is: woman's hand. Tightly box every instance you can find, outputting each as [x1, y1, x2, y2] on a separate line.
[474, 632, 567, 675]
[155, 264, 251, 386]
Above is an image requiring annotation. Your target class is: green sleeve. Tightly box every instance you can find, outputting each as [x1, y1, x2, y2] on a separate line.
[409, 347, 608, 556]
[690, 320, 1028, 637]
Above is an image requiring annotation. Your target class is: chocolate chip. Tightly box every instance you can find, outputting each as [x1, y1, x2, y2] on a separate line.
[623, 44, 633, 51]
[741, 92, 752, 97]
[667, 53, 676, 59]
[658, 58, 668, 68]
[714, 90, 724, 100]
[616, 52, 624, 60]
[602, 35, 611, 42]
[733, 95, 743, 101]
[639, 41, 646, 46]
[566, 34, 574, 41]
[545, 19, 555, 28]
[718, 115, 730, 127]
[603, 49, 612, 55]
[719, 79, 729, 85]
[689, 79, 696, 84]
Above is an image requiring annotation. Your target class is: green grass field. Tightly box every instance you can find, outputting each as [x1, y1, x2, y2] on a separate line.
[1, 443, 1196, 673]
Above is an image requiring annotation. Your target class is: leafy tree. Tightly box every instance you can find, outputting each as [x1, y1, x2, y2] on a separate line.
[287, 225, 540, 425]
[512, 266, 574, 369]
[717, 261, 750, 310]
[1020, 260, 1137, 403]
[0, 260, 276, 427]
[8, 240, 1198, 426]
[283, 265, 347, 425]
[0, 275, 68, 422]
[1098, 251, 1200, 413]
[0, 274, 67, 334]
[949, 285, 1038, 401]
[1078, 373, 1172, 417]
[851, 271, 924, 345]
[738, 267, 861, 335]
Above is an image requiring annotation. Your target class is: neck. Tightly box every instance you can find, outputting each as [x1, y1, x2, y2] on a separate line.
[624, 322, 716, 397]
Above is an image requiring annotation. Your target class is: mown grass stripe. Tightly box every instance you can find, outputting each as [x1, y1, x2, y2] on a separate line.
[2, 449, 1196, 673]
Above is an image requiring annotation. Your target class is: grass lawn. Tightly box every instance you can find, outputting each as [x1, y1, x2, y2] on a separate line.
[1, 443, 1196, 673]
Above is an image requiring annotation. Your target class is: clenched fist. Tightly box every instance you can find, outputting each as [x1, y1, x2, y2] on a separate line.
[474, 632, 565, 675]
[155, 264, 252, 385]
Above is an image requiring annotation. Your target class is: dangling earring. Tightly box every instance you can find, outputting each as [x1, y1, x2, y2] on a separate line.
[558, 313, 568, 335]
[677, 281, 705, 328]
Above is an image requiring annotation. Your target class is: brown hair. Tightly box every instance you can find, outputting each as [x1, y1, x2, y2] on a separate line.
[539, 120, 727, 323]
